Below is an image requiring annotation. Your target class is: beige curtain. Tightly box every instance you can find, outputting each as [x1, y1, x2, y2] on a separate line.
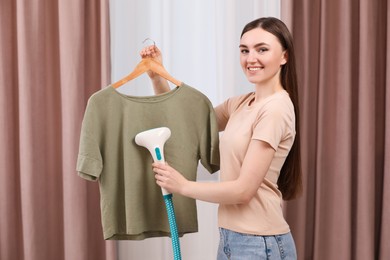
[0, 1, 116, 260]
[282, 0, 390, 259]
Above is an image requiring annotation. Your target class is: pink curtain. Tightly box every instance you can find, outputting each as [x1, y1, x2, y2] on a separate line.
[0, 0, 116, 260]
[282, 0, 390, 259]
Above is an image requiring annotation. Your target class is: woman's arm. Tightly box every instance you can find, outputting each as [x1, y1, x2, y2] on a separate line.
[153, 139, 275, 204]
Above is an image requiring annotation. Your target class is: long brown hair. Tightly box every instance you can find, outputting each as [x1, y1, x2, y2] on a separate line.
[241, 17, 302, 200]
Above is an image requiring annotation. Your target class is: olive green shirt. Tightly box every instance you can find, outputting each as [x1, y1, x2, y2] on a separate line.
[76, 83, 220, 240]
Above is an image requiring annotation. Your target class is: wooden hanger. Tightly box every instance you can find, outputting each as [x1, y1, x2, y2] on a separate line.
[112, 48, 182, 88]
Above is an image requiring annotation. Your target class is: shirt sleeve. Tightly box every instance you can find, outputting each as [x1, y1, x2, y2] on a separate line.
[199, 100, 220, 173]
[252, 99, 295, 151]
[76, 98, 103, 181]
[214, 101, 230, 132]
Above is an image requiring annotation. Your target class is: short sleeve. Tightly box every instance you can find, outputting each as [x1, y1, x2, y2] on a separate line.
[252, 98, 295, 151]
[199, 101, 220, 173]
[214, 101, 229, 131]
[76, 99, 103, 181]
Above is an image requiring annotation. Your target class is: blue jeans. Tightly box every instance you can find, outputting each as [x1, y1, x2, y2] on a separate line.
[217, 228, 297, 260]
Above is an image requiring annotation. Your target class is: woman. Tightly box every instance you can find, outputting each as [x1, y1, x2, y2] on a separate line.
[142, 17, 302, 259]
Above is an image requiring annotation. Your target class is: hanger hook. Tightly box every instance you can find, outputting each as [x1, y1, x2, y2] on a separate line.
[142, 38, 156, 46]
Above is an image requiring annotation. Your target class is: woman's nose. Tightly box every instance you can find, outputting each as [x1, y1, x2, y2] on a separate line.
[247, 50, 257, 62]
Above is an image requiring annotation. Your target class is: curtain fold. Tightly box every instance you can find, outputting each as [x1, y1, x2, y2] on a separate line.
[0, 0, 116, 259]
[282, 0, 389, 259]
[380, 2, 390, 259]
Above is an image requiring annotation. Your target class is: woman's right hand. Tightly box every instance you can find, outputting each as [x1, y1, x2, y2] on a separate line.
[140, 45, 164, 80]
[139, 45, 171, 94]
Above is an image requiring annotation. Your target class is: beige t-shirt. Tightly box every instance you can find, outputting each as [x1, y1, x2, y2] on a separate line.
[215, 90, 295, 235]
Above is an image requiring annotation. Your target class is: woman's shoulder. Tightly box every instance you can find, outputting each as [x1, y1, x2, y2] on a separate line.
[260, 91, 295, 124]
[224, 92, 254, 108]
[263, 90, 294, 111]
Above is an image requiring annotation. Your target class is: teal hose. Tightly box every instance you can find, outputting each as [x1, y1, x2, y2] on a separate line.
[163, 194, 182, 260]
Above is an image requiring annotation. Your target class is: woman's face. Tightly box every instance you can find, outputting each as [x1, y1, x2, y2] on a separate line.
[239, 28, 287, 85]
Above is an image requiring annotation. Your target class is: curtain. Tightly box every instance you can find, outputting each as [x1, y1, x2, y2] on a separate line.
[0, 1, 116, 260]
[281, 0, 390, 259]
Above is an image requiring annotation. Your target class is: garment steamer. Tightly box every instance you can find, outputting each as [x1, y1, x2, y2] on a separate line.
[135, 127, 182, 260]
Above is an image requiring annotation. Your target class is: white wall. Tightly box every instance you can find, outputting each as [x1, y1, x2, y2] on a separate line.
[109, 1, 280, 259]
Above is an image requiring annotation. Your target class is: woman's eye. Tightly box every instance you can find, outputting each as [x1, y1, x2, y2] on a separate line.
[240, 49, 249, 54]
[258, 48, 268, 53]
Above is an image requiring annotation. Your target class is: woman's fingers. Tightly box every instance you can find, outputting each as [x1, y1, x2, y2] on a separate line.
[140, 45, 159, 58]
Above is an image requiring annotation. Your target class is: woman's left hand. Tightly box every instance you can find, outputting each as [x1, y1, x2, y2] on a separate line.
[153, 162, 188, 194]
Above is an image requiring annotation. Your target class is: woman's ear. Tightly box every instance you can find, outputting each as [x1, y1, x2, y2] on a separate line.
[281, 51, 288, 65]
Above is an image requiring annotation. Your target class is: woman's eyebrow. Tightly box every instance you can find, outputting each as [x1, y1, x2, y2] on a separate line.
[239, 42, 270, 48]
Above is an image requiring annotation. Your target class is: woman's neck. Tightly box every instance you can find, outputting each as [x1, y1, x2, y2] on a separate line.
[252, 78, 284, 104]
